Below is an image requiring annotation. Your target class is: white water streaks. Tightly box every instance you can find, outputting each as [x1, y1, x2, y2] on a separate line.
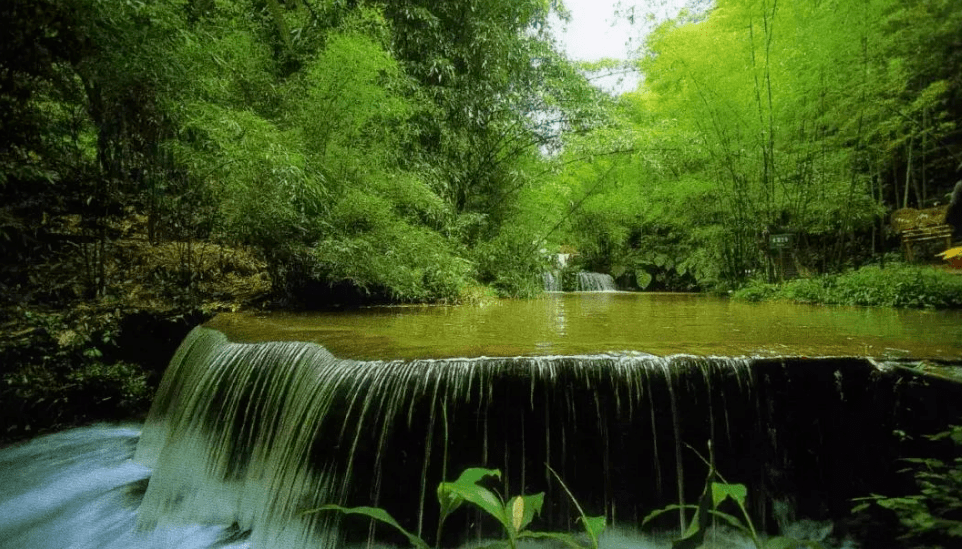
[132, 327, 766, 547]
[0, 425, 250, 549]
[576, 272, 618, 291]
[0, 426, 836, 549]
[6, 328, 907, 549]
[542, 271, 562, 292]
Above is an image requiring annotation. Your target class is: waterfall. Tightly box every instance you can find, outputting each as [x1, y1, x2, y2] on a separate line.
[126, 326, 946, 548]
[134, 328, 762, 547]
[542, 271, 561, 292]
[576, 272, 617, 292]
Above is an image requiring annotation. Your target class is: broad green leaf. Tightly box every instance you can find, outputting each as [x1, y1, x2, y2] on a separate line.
[580, 515, 607, 542]
[507, 492, 544, 533]
[705, 509, 748, 531]
[711, 482, 747, 508]
[766, 537, 798, 549]
[437, 467, 501, 515]
[641, 503, 698, 527]
[636, 269, 653, 289]
[437, 468, 507, 529]
[448, 467, 502, 487]
[510, 496, 524, 531]
[301, 504, 429, 549]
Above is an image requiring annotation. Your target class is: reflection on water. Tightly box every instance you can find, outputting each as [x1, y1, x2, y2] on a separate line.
[208, 293, 962, 360]
[550, 293, 566, 339]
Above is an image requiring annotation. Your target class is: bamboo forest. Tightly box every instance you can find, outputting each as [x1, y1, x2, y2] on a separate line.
[1, 1, 962, 548]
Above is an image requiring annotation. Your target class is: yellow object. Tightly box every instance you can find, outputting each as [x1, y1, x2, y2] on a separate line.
[511, 496, 524, 531]
[939, 246, 962, 259]
[938, 246, 962, 268]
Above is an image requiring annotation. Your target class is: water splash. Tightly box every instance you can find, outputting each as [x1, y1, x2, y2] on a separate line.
[7, 328, 947, 548]
[0, 425, 251, 549]
[0, 422, 767, 549]
[542, 271, 561, 292]
[575, 272, 617, 292]
[133, 327, 764, 547]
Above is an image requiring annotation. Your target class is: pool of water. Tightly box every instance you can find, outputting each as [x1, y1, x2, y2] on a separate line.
[207, 292, 962, 360]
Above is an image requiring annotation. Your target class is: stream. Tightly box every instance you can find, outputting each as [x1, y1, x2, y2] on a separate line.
[2, 293, 960, 549]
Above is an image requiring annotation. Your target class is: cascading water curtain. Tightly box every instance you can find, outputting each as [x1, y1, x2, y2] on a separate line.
[135, 327, 766, 548]
[575, 272, 617, 291]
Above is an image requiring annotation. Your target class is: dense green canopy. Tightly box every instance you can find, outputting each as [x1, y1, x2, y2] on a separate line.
[1, 0, 960, 304]
[551, 0, 962, 289]
[0, 0, 605, 302]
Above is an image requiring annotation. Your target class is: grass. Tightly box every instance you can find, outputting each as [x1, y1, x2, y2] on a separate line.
[732, 264, 962, 309]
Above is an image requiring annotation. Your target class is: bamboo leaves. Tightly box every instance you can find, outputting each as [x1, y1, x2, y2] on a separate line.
[552, 0, 962, 287]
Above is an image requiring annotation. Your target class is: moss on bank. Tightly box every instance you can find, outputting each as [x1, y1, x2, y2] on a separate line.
[733, 264, 962, 309]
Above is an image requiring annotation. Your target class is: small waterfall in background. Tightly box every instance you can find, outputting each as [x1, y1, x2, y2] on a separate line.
[542, 253, 570, 292]
[3, 326, 961, 549]
[542, 271, 561, 292]
[576, 271, 617, 292]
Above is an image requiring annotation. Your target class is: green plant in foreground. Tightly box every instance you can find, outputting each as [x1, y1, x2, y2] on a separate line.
[303, 466, 605, 549]
[853, 425, 962, 545]
[642, 445, 824, 549]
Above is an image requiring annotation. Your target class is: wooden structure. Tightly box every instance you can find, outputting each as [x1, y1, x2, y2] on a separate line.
[768, 232, 798, 281]
[891, 205, 954, 261]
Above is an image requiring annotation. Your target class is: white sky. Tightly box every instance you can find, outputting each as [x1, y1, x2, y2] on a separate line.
[551, 0, 700, 93]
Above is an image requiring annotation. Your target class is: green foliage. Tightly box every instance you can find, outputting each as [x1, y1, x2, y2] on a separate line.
[472, 227, 545, 298]
[733, 264, 962, 309]
[6, 0, 962, 305]
[546, 0, 962, 289]
[642, 447, 824, 549]
[292, 29, 411, 165]
[3, 0, 596, 305]
[0, 308, 152, 439]
[309, 504, 430, 549]
[853, 426, 962, 546]
[304, 466, 605, 549]
[313, 189, 468, 303]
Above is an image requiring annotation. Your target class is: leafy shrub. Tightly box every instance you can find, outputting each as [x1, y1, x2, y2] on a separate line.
[473, 227, 545, 298]
[731, 280, 778, 303]
[310, 189, 468, 303]
[1, 310, 152, 440]
[732, 264, 962, 309]
[643, 447, 826, 549]
[854, 426, 962, 546]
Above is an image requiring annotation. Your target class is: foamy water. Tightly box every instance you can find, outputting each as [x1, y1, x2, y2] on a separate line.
[0, 426, 846, 549]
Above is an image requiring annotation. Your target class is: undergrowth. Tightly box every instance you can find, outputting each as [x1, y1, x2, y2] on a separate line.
[0, 308, 152, 440]
[854, 425, 962, 547]
[733, 264, 962, 309]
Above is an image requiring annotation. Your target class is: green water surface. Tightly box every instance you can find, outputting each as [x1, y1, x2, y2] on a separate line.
[207, 292, 962, 360]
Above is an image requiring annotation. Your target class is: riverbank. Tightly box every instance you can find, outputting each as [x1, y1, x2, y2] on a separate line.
[5, 253, 959, 443]
[0, 202, 515, 442]
[0, 218, 273, 442]
[732, 263, 962, 309]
